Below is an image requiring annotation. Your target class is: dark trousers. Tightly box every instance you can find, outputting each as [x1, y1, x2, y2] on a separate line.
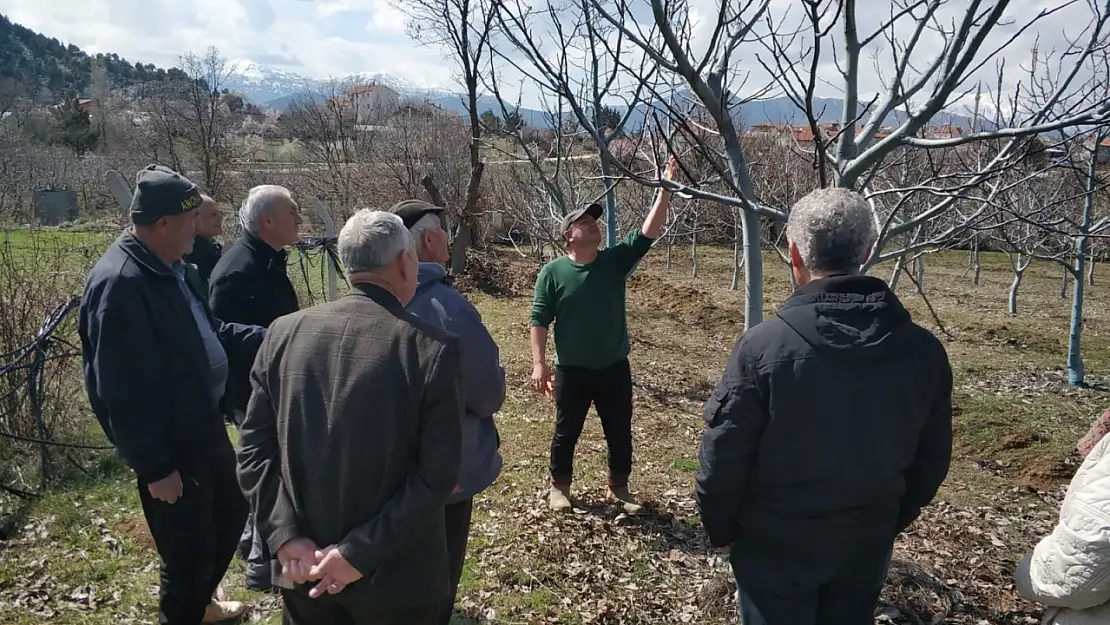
[234, 415, 272, 588]
[138, 450, 249, 625]
[730, 542, 892, 625]
[438, 497, 474, 625]
[549, 358, 633, 487]
[282, 590, 439, 625]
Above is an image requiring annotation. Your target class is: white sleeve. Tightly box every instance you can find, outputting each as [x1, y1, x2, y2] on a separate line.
[1016, 434, 1110, 610]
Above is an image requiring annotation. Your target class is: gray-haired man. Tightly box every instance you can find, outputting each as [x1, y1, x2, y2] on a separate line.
[694, 187, 953, 625]
[237, 209, 463, 625]
[209, 185, 302, 590]
[389, 199, 505, 625]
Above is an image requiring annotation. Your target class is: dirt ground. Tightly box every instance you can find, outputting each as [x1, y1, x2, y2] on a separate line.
[1, 243, 1108, 624]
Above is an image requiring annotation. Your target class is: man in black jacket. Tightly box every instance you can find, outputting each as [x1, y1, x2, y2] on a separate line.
[183, 194, 224, 292]
[695, 187, 953, 625]
[79, 164, 267, 625]
[209, 183, 302, 417]
[208, 184, 302, 590]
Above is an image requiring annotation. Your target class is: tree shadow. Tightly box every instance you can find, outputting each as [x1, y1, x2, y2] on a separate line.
[633, 378, 714, 410]
[563, 494, 712, 557]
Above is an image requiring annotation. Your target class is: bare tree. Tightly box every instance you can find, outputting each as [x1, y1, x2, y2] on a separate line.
[395, 0, 498, 273]
[137, 79, 188, 175]
[176, 48, 239, 196]
[493, 0, 1110, 331]
[284, 80, 371, 211]
[492, 0, 662, 248]
[379, 106, 473, 213]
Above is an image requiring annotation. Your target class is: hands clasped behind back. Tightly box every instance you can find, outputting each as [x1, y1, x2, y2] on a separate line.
[277, 537, 365, 598]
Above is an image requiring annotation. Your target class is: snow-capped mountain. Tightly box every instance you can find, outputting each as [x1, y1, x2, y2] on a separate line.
[223, 59, 319, 105]
[223, 59, 454, 110]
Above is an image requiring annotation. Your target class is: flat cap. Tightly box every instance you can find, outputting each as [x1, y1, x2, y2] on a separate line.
[388, 199, 445, 229]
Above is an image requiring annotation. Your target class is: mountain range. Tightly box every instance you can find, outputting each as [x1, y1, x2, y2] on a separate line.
[0, 11, 979, 133]
[225, 60, 980, 133]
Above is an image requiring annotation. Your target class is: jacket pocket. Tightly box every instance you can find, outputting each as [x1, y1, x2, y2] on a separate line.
[702, 384, 729, 425]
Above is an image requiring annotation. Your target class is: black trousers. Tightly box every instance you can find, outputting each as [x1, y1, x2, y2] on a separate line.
[138, 449, 249, 625]
[731, 542, 893, 625]
[282, 590, 439, 625]
[438, 497, 474, 625]
[549, 358, 634, 487]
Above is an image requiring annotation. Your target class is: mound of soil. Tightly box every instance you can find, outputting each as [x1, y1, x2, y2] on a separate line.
[113, 516, 155, 552]
[998, 430, 1043, 451]
[452, 249, 539, 298]
[1017, 458, 1075, 492]
[627, 273, 740, 335]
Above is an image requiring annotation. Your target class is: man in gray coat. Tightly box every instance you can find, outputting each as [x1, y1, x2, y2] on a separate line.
[390, 199, 505, 625]
[236, 209, 464, 624]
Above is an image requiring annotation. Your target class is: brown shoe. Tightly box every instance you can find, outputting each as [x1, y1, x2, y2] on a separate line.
[202, 600, 248, 623]
[549, 483, 573, 512]
[608, 484, 643, 514]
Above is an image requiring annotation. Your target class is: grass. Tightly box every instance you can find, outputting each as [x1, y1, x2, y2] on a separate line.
[2, 235, 1110, 623]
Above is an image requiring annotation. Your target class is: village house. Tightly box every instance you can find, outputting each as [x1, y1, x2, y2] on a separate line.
[346, 83, 399, 125]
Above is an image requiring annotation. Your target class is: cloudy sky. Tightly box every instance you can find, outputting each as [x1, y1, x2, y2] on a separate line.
[0, 0, 456, 87]
[1, 0, 1104, 115]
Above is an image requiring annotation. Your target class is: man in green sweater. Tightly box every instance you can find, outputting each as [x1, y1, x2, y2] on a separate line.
[530, 156, 678, 513]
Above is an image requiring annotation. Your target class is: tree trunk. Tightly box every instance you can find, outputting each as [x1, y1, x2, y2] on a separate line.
[971, 237, 981, 286]
[914, 255, 925, 294]
[740, 208, 763, 331]
[1062, 263, 1070, 299]
[691, 231, 699, 278]
[599, 154, 618, 249]
[1089, 250, 1096, 286]
[665, 236, 673, 270]
[1069, 253, 1087, 386]
[889, 254, 905, 291]
[1068, 146, 1100, 387]
[731, 213, 743, 291]
[1008, 257, 1024, 316]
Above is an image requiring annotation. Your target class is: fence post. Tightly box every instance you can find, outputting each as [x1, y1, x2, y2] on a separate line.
[29, 339, 49, 490]
[308, 198, 339, 301]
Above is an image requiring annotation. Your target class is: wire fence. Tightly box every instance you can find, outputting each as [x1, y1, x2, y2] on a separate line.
[0, 297, 115, 499]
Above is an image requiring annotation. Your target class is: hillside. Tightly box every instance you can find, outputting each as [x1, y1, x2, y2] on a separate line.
[0, 11, 982, 134]
[0, 13, 184, 99]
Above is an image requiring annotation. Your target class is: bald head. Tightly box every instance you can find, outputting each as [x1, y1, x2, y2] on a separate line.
[196, 194, 224, 239]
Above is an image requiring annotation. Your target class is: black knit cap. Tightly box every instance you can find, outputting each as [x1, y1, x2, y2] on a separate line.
[129, 164, 204, 226]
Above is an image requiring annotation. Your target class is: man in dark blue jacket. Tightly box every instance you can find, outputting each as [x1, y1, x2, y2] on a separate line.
[79, 164, 267, 625]
[390, 199, 505, 625]
[695, 187, 953, 625]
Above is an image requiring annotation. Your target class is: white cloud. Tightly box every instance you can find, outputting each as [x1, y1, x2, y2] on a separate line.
[0, 0, 446, 85]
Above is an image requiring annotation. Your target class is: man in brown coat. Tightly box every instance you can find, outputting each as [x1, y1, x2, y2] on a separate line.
[236, 208, 464, 624]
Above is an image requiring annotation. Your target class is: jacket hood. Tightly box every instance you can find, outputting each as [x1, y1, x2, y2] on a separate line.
[417, 261, 449, 287]
[775, 274, 912, 360]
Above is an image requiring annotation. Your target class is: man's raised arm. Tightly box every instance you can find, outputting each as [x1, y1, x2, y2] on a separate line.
[641, 155, 678, 240]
